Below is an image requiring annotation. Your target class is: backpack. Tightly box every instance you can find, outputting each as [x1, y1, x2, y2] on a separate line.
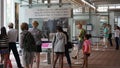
[23, 32, 36, 52]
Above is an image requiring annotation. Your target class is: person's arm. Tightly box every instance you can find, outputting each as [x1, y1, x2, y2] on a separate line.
[64, 33, 67, 45]
[37, 30, 42, 45]
[52, 33, 56, 47]
[84, 41, 88, 54]
[20, 33, 24, 49]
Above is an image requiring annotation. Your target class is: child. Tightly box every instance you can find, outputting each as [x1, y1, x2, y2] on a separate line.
[82, 34, 92, 68]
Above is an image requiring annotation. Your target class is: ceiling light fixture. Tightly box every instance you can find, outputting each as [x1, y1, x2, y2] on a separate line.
[81, 0, 95, 9]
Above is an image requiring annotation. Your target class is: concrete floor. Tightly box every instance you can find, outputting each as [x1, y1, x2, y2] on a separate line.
[10, 44, 120, 68]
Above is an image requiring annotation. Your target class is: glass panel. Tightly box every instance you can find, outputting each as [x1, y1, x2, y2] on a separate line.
[7, 0, 13, 25]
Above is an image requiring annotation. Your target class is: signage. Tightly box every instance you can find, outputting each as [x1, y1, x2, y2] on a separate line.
[26, 8, 72, 18]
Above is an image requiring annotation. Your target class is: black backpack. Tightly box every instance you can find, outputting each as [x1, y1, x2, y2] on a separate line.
[23, 32, 36, 52]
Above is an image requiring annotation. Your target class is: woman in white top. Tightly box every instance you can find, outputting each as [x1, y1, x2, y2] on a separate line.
[52, 26, 67, 68]
[114, 26, 120, 50]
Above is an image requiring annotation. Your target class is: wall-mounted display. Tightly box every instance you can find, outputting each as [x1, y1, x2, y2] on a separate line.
[86, 24, 93, 31]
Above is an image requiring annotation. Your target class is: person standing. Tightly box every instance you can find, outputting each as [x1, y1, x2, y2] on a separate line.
[29, 21, 42, 68]
[103, 23, 109, 48]
[0, 27, 9, 67]
[20, 23, 35, 68]
[60, 26, 72, 68]
[82, 34, 92, 68]
[72, 23, 86, 59]
[8, 23, 23, 68]
[114, 26, 120, 50]
[52, 26, 67, 68]
[107, 24, 113, 46]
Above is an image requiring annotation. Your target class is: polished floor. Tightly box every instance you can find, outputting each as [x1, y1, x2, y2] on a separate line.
[10, 44, 120, 68]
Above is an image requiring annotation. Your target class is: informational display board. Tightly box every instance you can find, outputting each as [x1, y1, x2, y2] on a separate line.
[26, 8, 72, 18]
[86, 24, 93, 31]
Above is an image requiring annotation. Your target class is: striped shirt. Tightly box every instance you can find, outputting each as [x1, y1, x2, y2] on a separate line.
[0, 35, 9, 54]
[0, 36, 9, 48]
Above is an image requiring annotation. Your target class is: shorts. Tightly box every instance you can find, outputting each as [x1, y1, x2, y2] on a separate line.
[35, 45, 42, 52]
[22, 50, 34, 66]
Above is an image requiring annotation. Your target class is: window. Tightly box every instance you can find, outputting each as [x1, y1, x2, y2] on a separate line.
[4, 0, 14, 29]
[97, 6, 108, 12]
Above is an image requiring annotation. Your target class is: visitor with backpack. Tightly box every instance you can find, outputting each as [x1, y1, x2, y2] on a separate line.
[20, 23, 36, 68]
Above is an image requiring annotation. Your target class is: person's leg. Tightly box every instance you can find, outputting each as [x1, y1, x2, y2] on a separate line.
[85, 55, 89, 68]
[108, 33, 113, 46]
[103, 38, 108, 48]
[4, 54, 7, 68]
[23, 51, 29, 68]
[1, 54, 4, 63]
[65, 48, 72, 68]
[72, 40, 83, 59]
[60, 54, 64, 68]
[36, 53, 40, 68]
[82, 54, 85, 68]
[53, 54, 59, 68]
[115, 37, 119, 50]
[9, 43, 23, 68]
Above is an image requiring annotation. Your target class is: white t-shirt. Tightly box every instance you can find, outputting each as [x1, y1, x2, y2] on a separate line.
[114, 29, 120, 37]
[8, 28, 18, 42]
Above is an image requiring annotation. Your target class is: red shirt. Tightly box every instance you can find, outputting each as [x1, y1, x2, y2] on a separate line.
[83, 40, 91, 54]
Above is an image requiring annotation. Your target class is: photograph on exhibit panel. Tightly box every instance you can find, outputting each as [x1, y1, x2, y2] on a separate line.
[29, 18, 68, 39]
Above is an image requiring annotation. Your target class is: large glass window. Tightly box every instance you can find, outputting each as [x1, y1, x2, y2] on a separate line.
[73, 7, 82, 13]
[5, 0, 14, 29]
[97, 6, 108, 12]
